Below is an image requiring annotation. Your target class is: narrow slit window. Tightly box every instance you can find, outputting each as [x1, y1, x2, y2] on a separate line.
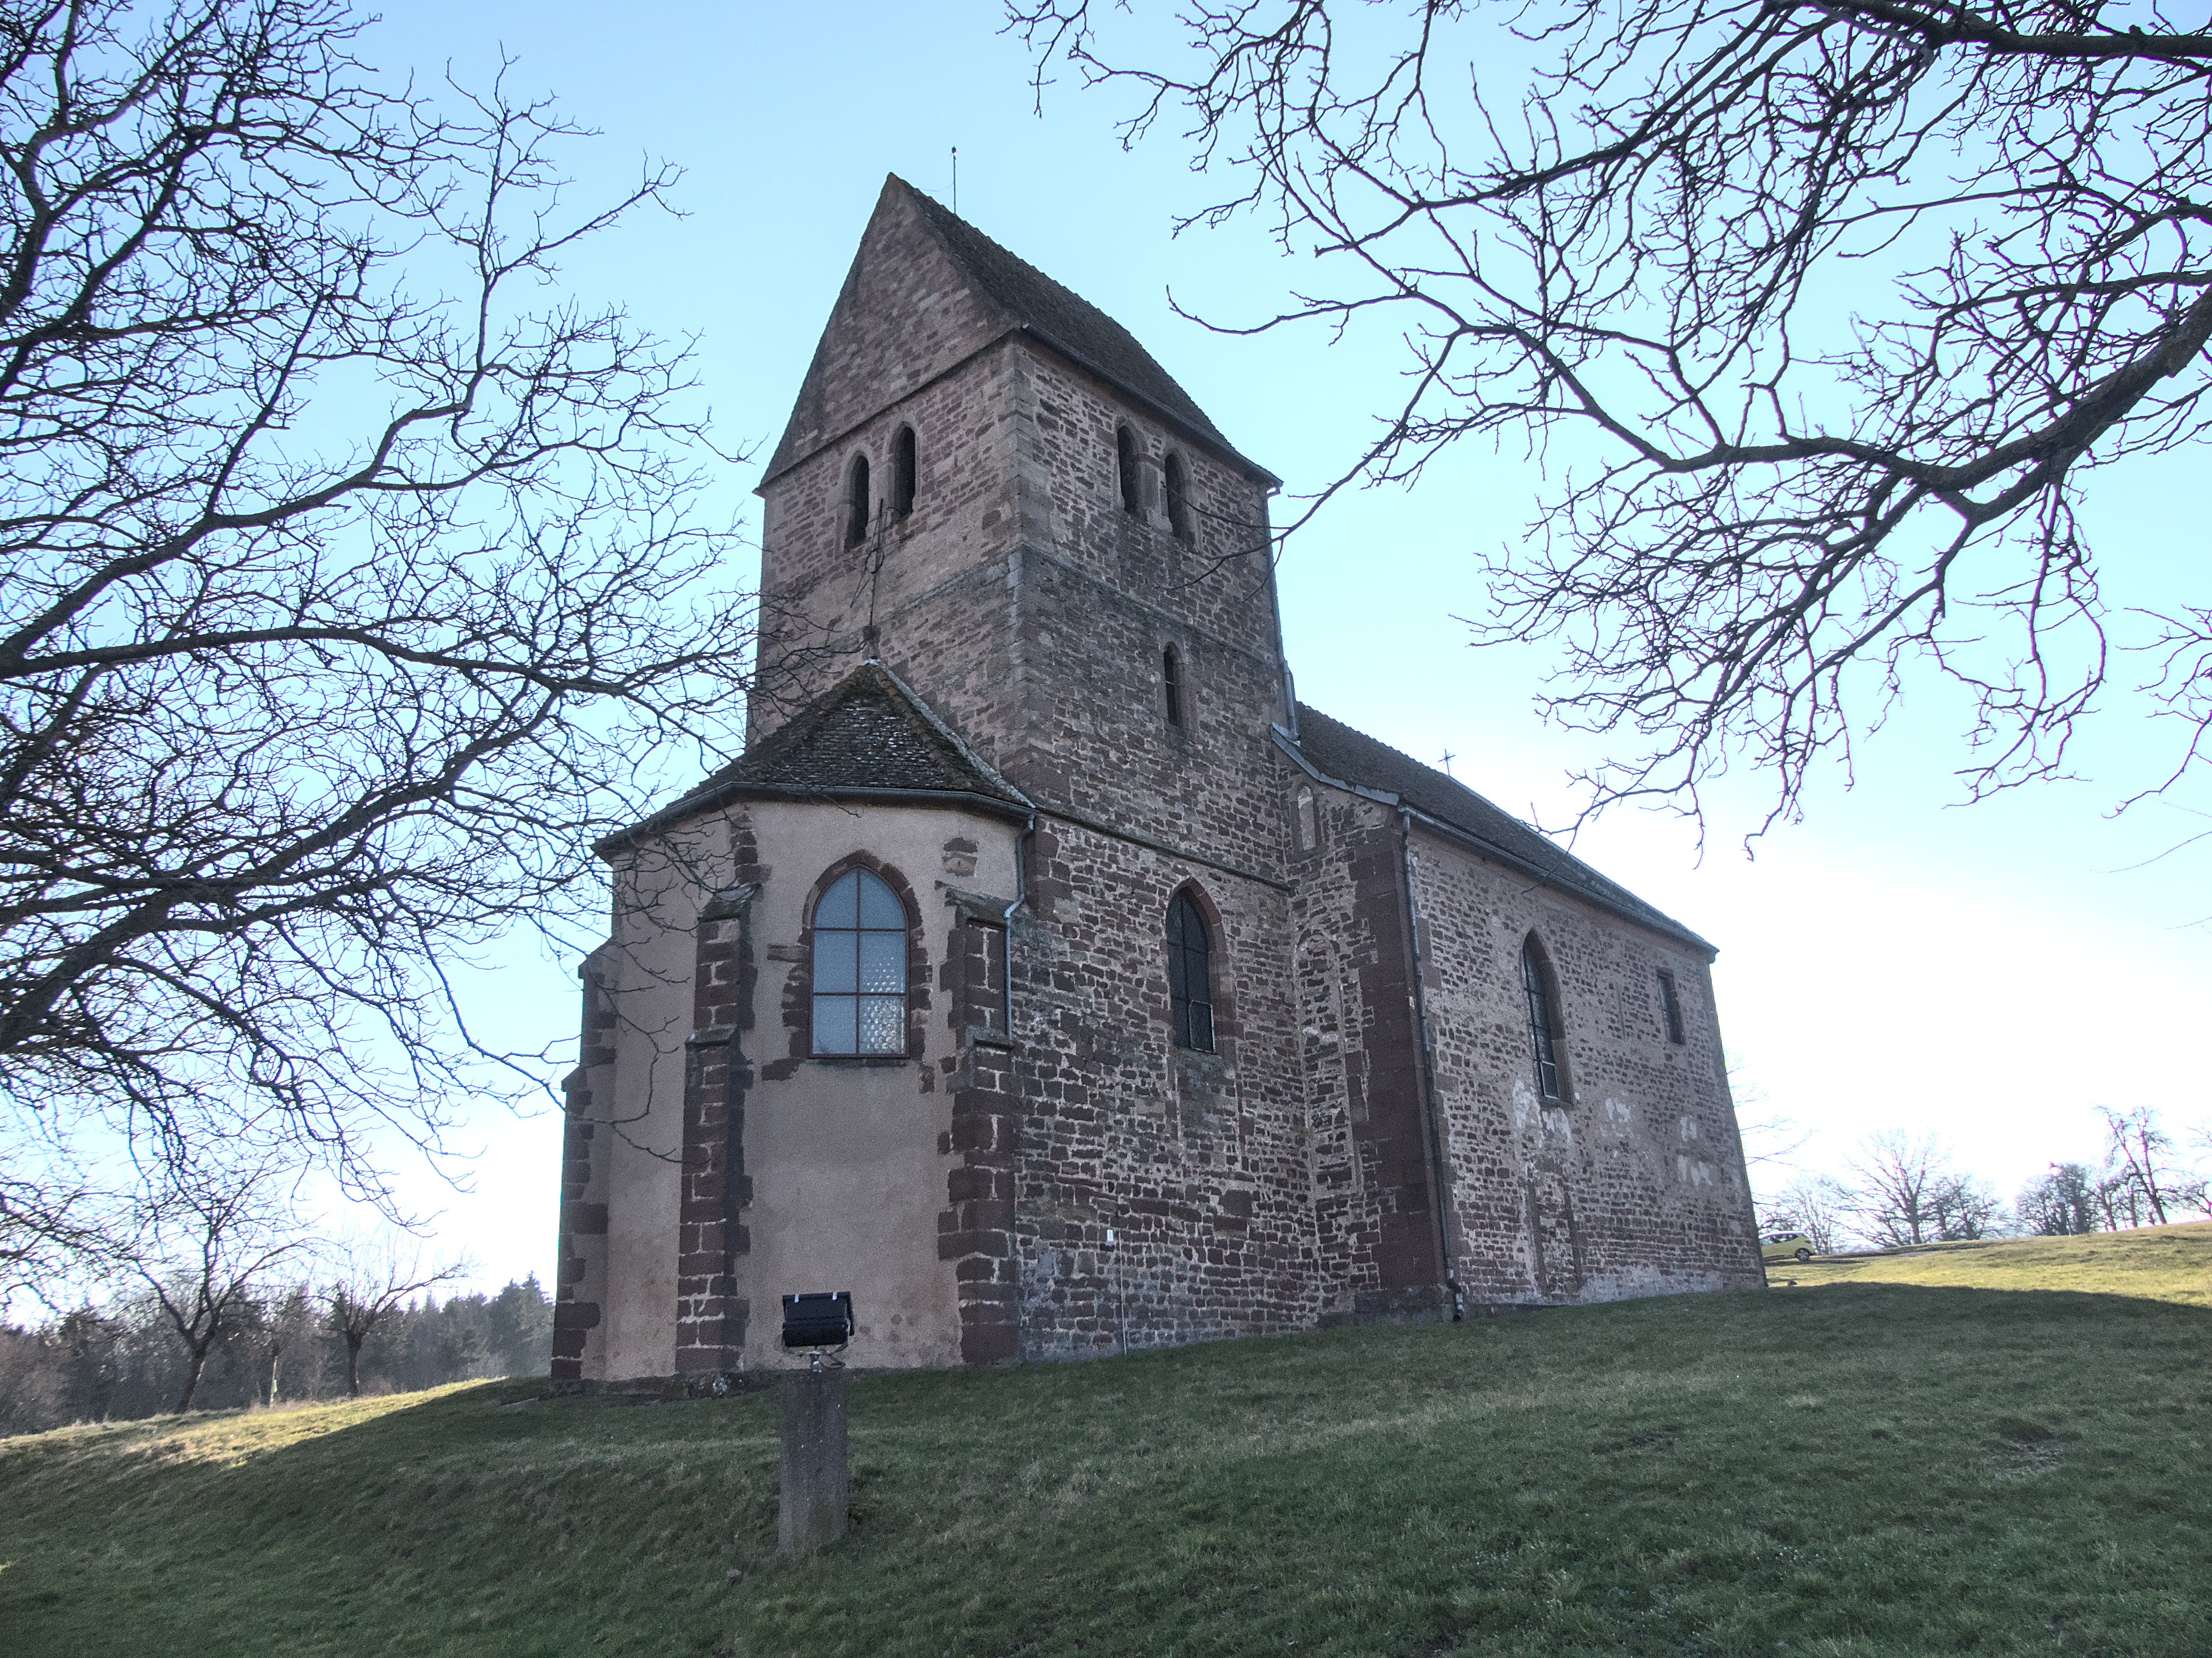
[1163, 645, 1183, 728]
[1164, 451, 1192, 541]
[1522, 937, 1563, 1102]
[1166, 891, 1215, 1051]
[1117, 425, 1141, 514]
[1657, 970, 1686, 1045]
[1295, 785, 1318, 850]
[812, 868, 907, 1056]
[844, 454, 871, 548]
[892, 425, 917, 519]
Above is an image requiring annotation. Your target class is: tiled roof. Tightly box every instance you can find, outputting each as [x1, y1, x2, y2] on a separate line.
[601, 664, 1029, 850]
[894, 179, 1268, 479]
[1287, 705, 1714, 954]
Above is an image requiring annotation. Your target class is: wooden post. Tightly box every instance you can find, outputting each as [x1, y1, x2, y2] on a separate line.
[778, 1363, 848, 1555]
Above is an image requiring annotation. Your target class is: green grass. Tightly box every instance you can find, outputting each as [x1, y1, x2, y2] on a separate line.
[4, 1244, 2208, 1656]
[1773, 1219, 2212, 1306]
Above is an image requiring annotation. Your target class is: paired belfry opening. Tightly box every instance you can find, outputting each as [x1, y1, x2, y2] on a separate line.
[842, 425, 919, 549]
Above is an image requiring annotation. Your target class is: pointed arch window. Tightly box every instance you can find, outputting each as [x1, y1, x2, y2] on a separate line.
[1521, 935, 1566, 1102]
[1117, 424, 1142, 514]
[1164, 451, 1193, 541]
[812, 868, 908, 1056]
[1166, 891, 1215, 1052]
[844, 454, 871, 548]
[1163, 644, 1184, 728]
[892, 425, 917, 520]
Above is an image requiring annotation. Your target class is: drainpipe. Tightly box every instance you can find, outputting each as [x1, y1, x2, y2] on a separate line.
[1398, 806, 1462, 1319]
[1001, 814, 1034, 1359]
[1001, 815, 1033, 1036]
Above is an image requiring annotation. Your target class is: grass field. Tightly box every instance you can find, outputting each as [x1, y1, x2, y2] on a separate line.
[3, 1227, 2207, 1657]
[1771, 1219, 2212, 1306]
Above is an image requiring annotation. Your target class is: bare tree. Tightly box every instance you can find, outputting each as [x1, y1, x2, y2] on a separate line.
[1017, 0, 2212, 835]
[0, 1, 753, 1272]
[2095, 1106, 2208, 1226]
[324, 1229, 463, 1397]
[1846, 1131, 1954, 1247]
[128, 1158, 301, 1413]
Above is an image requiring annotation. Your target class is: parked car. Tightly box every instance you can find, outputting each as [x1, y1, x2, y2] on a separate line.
[1760, 1231, 1816, 1263]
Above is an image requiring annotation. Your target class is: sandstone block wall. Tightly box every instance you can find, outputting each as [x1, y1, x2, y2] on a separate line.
[1403, 824, 1763, 1302]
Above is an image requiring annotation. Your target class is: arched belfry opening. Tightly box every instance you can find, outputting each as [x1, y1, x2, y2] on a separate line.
[1164, 451, 1192, 541]
[1116, 424, 1142, 514]
[892, 425, 917, 520]
[844, 452, 871, 548]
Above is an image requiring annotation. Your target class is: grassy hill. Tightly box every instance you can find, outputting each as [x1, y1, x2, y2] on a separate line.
[4, 1228, 2207, 1657]
[1772, 1219, 2212, 1305]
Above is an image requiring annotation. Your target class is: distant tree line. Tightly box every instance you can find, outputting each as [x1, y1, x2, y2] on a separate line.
[0, 1275, 550, 1438]
[1760, 1107, 2209, 1255]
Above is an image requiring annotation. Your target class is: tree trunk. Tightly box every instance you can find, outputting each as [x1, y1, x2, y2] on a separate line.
[172, 1336, 215, 1414]
[346, 1331, 365, 1397]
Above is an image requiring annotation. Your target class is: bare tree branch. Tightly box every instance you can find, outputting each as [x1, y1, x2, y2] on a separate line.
[1015, 0, 2212, 839]
[0, 0, 757, 1272]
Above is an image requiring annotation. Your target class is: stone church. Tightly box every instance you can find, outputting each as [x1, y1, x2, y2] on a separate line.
[552, 176, 1762, 1385]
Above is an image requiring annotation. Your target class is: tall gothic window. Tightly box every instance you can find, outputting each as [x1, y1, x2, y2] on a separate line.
[812, 867, 907, 1056]
[1117, 424, 1141, 514]
[844, 453, 871, 548]
[1163, 644, 1184, 728]
[1521, 935, 1565, 1102]
[892, 425, 917, 519]
[1657, 970, 1686, 1045]
[1164, 450, 1192, 541]
[1166, 890, 1215, 1052]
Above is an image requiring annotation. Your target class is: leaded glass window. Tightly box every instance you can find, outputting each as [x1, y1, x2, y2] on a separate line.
[812, 868, 907, 1056]
[1522, 937, 1562, 1101]
[1167, 891, 1214, 1052]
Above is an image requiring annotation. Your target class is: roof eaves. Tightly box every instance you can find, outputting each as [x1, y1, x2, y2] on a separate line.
[1270, 727, 1717, 958]
[595, 780, 1034, 859]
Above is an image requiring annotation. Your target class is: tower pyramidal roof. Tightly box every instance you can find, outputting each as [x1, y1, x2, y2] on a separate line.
[761, 174, 1273, 486]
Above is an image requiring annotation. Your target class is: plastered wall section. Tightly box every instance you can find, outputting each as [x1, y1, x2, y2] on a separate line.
[734, 799, 1021, 1372]
[1403, 825, 1766, 1303]
[580, 799, 1020, 1379]
[592, 814, 730, 1380]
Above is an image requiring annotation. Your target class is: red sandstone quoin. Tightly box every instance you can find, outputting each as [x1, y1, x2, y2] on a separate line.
[552, 177, 1763, 1387]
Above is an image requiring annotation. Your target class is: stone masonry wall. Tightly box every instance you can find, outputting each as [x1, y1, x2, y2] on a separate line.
[1010, 816, 1319, 1356]
[1281, 777, 1452, 1318]
[1405, 826, 1764, 1303]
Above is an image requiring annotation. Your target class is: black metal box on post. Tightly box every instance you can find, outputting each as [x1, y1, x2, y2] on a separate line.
[778, 1292, 852, 1555]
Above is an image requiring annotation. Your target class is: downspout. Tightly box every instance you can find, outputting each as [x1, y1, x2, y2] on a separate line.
[1398, 806, 1462, 1319]
[1002, 814, 1034, 1358]
[1001, 815, 1033, 1034]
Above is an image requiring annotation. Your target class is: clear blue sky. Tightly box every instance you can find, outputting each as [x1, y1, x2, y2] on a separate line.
[349, 1, 2211, 1286]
